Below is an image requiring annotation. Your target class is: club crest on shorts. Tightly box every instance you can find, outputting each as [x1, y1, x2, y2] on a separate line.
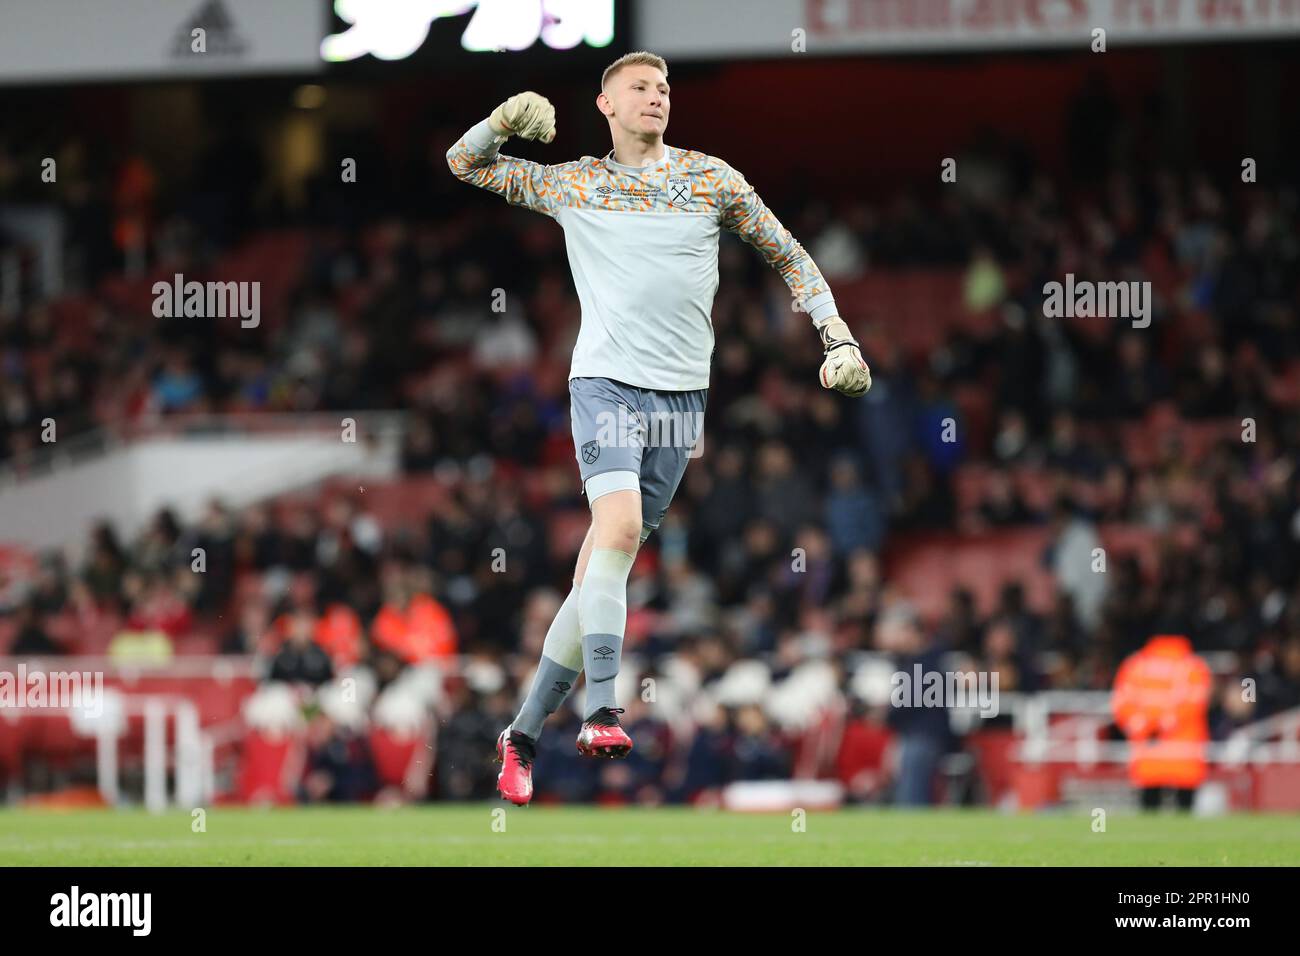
[667, 176, 692, 207]
[581, 439, 600, 464]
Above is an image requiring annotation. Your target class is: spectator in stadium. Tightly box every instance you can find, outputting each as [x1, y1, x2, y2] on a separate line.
[371, 562, 458, 663]
[9, 600, 60, 656]
[433, 682, 516, 800]
[727, 704, 791, 782]
[935, 587, 982, 658]
[268, 609, 334, 688]
[532, 704, 601, 804]
[1260, 637, 1300, 716]
[664, 699, 731, 805]
[824, 456, 886, 557]
[299, 711, 379, 804]
[975, 470, 1035, 528]
[81, 521, 128, 604]
[880, 606, 951, 806]
[122, 569, 194, 641]
[1043, 498, 1108, 631]
[1209, 671, 1257, 740]
[221, 599, 270, 656]
[184, 500, 237, 613]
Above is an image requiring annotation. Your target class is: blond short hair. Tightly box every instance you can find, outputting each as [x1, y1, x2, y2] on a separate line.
[601, 51, 668, 91]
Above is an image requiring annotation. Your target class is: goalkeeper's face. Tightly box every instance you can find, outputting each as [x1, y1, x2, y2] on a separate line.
[600, 65, 670, 140]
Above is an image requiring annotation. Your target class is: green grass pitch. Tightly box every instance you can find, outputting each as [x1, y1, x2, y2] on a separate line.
[0, 806, 1296, 866]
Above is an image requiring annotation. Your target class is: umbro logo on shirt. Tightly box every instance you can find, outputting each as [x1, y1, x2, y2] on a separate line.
[594, 646, 614, 660]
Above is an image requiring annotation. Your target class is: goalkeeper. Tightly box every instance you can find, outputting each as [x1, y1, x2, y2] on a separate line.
[447, 51, 871, 805]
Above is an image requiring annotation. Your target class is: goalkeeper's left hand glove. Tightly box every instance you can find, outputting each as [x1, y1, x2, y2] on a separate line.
[818, 317, 872, 397]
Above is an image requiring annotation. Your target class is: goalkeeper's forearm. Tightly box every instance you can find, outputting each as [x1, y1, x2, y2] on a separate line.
[798, 287, 842, 329]
[447, 118, 508, 178]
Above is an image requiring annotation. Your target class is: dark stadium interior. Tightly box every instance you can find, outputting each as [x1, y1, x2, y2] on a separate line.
[2, 36, 1299, 810]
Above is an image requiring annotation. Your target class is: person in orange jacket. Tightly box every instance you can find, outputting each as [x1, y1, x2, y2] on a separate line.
[1111, 634, 1211, 811]
[371, 566, 458, 665]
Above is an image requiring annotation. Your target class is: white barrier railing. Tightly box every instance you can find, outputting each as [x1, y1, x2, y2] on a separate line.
[0, 655, 253, 810]
[999, 690, 1300, 766]
[3, 693, 209, 811]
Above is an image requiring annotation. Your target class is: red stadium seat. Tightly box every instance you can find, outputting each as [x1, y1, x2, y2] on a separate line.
[369, 727, 426, 788]
[834, 718, 893, 794]
[885, 528, 1055, 621]
[236, 731, 303, 805]
[967, 729, 1018, 805]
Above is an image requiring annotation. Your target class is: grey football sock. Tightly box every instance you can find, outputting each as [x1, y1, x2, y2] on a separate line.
[581, 633, 624, 716]
[578, 547, 634, 717]
[540, 583, 584, 671]
[512, 654, 582, 740]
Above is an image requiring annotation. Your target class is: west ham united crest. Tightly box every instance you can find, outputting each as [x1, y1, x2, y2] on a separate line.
[667, 176, 692, 207]
[581, 440, 600, 464]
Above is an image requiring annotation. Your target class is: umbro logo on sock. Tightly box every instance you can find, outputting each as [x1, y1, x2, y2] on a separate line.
[553, 680, 571, 693]
[594, 645, 614, 660]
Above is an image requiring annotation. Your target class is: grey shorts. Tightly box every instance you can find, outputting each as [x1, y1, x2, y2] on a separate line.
[569, 376, 707, 537]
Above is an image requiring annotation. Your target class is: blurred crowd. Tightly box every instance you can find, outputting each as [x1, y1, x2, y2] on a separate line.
[3, 77, 1300, 805]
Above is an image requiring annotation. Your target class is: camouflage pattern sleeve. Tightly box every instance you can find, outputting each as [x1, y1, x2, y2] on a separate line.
[446, 120, 567, 219]
[718, 162, 836, 321]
